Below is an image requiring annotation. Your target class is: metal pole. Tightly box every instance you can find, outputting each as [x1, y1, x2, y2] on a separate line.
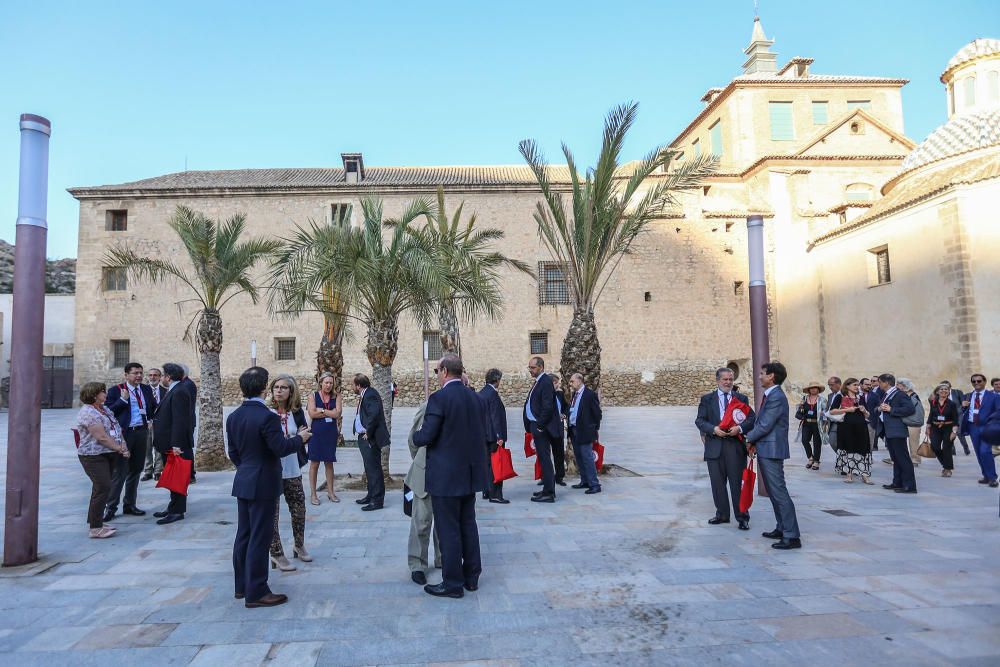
[250, 339, 257, 367]
[423, 341, 429, 400]
[4, 114, 51, 567]
[746, 215, 770, 409]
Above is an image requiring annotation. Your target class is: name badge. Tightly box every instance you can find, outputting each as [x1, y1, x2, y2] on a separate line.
[138, 408, 146, 416]
[937, 416, 945, 421]
[324, 417, 333, 423]
[807, 410, 814, 416]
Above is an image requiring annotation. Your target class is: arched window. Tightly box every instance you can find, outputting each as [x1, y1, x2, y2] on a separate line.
[988, 71, 1000, 104]
[964, 76, 977, 107]
[845, 183, 874, 202]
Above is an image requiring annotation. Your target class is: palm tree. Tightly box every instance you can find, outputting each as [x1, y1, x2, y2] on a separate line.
[391, 186, 533, 357]
[519, 101, 717, 390]
[104, 205, 281, 471]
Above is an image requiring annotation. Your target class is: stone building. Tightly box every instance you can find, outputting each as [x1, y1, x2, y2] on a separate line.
[68, 21, 997, 405]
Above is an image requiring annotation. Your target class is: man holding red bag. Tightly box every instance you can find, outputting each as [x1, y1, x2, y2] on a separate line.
[478, 368, 510, 504]
[695, 368, 755, 530]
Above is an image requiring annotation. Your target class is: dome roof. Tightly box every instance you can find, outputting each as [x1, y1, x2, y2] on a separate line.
[941, 38, 1000, 81]
[900, 108, 1000, 171]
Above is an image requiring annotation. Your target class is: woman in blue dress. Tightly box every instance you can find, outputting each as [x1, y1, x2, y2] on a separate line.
[307, 372, 342, 505]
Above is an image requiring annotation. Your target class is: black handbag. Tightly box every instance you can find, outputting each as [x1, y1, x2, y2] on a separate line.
[403, 483, 413, 517]
[292, 409, 308, 468]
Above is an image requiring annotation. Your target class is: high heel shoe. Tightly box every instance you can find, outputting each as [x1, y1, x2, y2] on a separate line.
[861, 474, 874, 485]
[270, 555, 297, 572]
[293, 546, 313, 562]
[327, 493, 340, 503]
[310, 495, 320, 506]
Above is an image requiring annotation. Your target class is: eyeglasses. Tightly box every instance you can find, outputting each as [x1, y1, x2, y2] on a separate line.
[433, 368, 440, 375]
[972, 379, 986, 384]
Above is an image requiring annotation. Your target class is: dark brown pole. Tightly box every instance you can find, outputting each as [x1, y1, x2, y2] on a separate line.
[747, 215, 770, 499]
[4, 114, 51, 567]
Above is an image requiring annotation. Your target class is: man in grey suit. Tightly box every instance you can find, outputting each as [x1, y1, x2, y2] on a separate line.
[732, 361, 802, 550]
[405, 401, 441, 585]
[695, 367, 755, 530]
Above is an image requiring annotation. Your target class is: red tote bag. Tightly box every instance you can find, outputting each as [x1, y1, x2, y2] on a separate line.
[739, 455, 757, 514]
[524, 432, 536, 458]
[592, 441, 605, 471]
[534, 458, 542, 481]
[491, 445, 518, 484]
[156, 451, 193, 496]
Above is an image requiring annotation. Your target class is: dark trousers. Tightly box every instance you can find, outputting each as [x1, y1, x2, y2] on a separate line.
[530, 425, 555, 494]
[706, 445, 747, 521]
[431, 494, 482, 591]
[358, 435, 385, 506]
[484, 442, 504, 499]
[569, 428, 600, 490]
[758, 457, 799, 538]
[552, 433, 566, 482]
[79, 453, 116, 528]
[800, 422, 822, 461]
[886, 436, 916, 490]
[929, 426, 955, 470]
[106, 427, 148, 512]
[969, 425, 998, 481]
[233, 496, 277, 602]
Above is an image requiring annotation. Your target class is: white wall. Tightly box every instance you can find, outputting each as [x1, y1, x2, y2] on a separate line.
[0, 294, 75, 379]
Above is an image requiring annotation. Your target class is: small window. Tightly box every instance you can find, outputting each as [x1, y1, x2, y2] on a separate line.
[643, 291, 652, 302]
[693, 139, 701, 158]
[988, 71, 999, 104]
[101, 267, 127, 291]
[422, 330, 443, 362]
[709, 121, 723, 157]
[538, 262, 571, 305]
[867, 245, 891, 286]
[847, 100, 871, 111]
[849, 120, 865, 135]
[811, 101, 828, 125]
[963, 76, 976, 107]
[846, 183, 873, 201]
[733, 281, 745, 297]
[769, 102, 794, 141]
[110, 340, 130, 368]
[105, 210, 127, 231]
[330, 203, 352, 227]
[726, 361, 740, 380]
[529, 332, 549, 355]
[275, 338, 296, 361]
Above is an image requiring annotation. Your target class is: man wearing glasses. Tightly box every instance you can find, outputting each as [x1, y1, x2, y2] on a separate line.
[522, 357, 561, 503]
[960, 374, 999, 487]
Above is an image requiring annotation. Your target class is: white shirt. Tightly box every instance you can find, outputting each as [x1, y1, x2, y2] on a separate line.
[968, 391, 984, 422]
[124, 381, 145, 427]
[570, 386, 585, 426]
[717, 388, 733, 418]
[354, 389, 367, 434]
[880, 388, 897, 422]
[271, 407, 302, 479]
[525, 374, 544, 422]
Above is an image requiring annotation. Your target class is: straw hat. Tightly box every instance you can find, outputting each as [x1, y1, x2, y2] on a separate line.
[802, 381, 825, 393]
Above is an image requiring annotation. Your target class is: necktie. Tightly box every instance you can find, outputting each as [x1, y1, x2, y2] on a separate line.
[974, 392, 981, 423]
[723, 393, 730, 410]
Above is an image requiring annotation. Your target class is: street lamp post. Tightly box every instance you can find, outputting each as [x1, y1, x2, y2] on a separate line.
[4, 114, 51, 567]
[746, 215, 770, 408]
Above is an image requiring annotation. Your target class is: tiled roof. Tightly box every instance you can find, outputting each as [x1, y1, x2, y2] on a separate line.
[941, 38, 1000, 81]
[899, 108, 1000, 172]
[69, 165, 574, 196]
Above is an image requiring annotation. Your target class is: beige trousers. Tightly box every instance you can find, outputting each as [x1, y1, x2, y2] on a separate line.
[408, 494, 441, 572]
[907, 425, 923, 465]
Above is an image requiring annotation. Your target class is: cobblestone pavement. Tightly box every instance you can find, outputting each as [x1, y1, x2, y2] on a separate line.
[1, 407, 998, 665]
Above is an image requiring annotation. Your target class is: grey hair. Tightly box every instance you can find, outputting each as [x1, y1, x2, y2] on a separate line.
[715, 367, 735, 380]
[933, 383, 951, 396]
[897, 378, 915, 392]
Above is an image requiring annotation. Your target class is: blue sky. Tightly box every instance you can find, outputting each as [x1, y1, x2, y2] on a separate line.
[1, 0, 996, 259]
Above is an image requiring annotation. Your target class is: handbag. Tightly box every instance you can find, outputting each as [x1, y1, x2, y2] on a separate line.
[534, 458, 542, 481]
[592, 441, 605, 471]
[826, 412, 845, 423]
[916, 433, 935, 459]
[739, 455, 757, 514]
[156, 451, 193, 496]
[491, 445, 518, 484]
[524, 432, 536, 458]
[403, 484, 413, 517]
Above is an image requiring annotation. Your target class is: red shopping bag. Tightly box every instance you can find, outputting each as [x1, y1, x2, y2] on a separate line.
[739, 455, 756, 513]
[719, 397, 752, 439]
[524, 432, 536, 458]
[534, 458, 542, 481]
[592, 441, 605, 471]
[156, 451, 193, 496]
[491, 445, 518, 484]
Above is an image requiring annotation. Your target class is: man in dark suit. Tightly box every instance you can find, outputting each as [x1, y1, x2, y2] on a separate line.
[567, 373, 603, 494]
[152, 363, 196, 524]
[413, 354, 488, 598]
[352, 373, 391, 510]
[103, 362, 156, 521]
[227, 366, 311, 608]
[696, 367, 755, 529]
[960, 373, 999, 487]
[870, 372, 918, 493]
[523, 356, 561, 502]
[550, 375, 569, 487]
[141, 367, 167, 482]
[734, 362, 801, 550]
[179, 365, 199, 483]
[478, 368, 509, 504]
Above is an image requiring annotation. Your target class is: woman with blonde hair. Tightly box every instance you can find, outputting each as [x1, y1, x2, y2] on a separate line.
[267, 374, 311, 570]
[307, 372, 342, 505]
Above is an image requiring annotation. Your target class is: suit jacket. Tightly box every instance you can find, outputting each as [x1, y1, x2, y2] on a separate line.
[478, 384, 508, 443]
[961, 390, 999, 436]
[869, 388, 915, 439]
[179, 377, 198, 426]
[405, 402, 430, 498]
[865, 387, 885, 414]
[226, 400, 303, 501]
[105, 382, 156, 432]
[522, 372, 561, 439]
[695, 390, 754, 460]
[569, 386, 603, 446]
[742, 387, 790, 460]
[412, 380, 488, 497]
[153, 382, 195, 455]
[356, 388, 391, 448]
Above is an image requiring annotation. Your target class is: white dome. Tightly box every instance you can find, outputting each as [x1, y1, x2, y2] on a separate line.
[900, 108, 1000, 171]
[941, 38, 1000, 81]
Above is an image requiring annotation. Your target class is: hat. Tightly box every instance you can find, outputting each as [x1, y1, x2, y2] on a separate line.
[802, 381, 824, 392]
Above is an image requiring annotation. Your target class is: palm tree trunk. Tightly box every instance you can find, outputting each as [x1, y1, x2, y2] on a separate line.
[195, 310, 229, 471]
[366, 317, 398, 482]
[438, 301, 461, 357]
[560, 306, 602, 391]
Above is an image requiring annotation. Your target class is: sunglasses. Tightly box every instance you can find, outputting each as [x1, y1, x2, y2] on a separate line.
[972, 379, 986, 384]
[433, 368, 440, 375]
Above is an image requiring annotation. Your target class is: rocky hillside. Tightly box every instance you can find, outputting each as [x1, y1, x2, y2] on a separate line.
[0, 239, 76, 294]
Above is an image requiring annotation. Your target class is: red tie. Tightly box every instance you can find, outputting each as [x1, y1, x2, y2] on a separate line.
[974, 393, 981, 424]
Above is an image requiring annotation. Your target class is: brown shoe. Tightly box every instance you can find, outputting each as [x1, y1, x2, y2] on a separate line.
[245, 593, 288, 608]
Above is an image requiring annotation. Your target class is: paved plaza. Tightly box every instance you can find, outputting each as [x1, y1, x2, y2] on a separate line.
[1, 406, 998, 666]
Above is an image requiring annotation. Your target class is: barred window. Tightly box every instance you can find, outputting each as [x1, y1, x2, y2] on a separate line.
[331, 203, 352, 227]
[105, 210, 127, 231]
[866, 245, 891, 287]
[110, 340, 130, 368]
[423, 330, 443, 361]
[537, 262, 570, 305]
[529, 332, 549, 355]
[102, 267, 127, 291]
[275, 338, 296, 361]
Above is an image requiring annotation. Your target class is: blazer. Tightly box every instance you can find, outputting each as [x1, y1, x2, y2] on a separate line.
[961, 390, 999, 436]
[569, 386, 604, 446]
[741, 387, 790, 460]
[356, 388, 391, 449]
[926, 398, 959, 426]
[412, 380, 488, 497]
[153, 382, 195, 455]
[478, 383, 508, 443]
[226, 400, 303, 501]
[869, 388, 915, 439]
[179, 377, 198, 426]
[522, 372, 561, 439]
[105, 382, 156, 431]
[695, 390, 754, 461]
[405, 402, 430, 498]
[147, 383, 168, 414]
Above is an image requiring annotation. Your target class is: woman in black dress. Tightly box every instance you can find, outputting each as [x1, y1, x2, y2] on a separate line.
[829, 378, 873, 484]
[926, 384, 959, 477]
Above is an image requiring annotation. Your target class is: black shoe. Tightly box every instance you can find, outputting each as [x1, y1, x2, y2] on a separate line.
[156, 513, 184, 525]
[530, 494, 555, 503]
[963, 447, 971, 455]
[140, 473, 152, 482]
[356, 497, 372, 505]
[571, 483, 588, 489]
[102, 510, 117, 523]
[123, 507, 146, 516]
[532, 490, 545, 497]
[585, 487, 602, 494]
[234, 592, 244, 599]
[489, 498, 510, 504]
[708, 517, 730, 525]
[882, 484, 901, 490]
[189, 473, 197, 484]
[990, 480, 1000, 488]
[762, 529, 783, 539]
[482, 493, 489, 500]
[738, 520, 750, 531]
[772, 538, 802, 550]
[361, 504, 383, 512]
[536, 481, 543, 486]
[424, 583, 463, 598]
[153, 510, 170, 518]
[894, 488, 918, 494]
[411, 571, 427, 585]
[978, 478, 989, 485]
[153, 473, 161, 481]
[245, 593, 288, 608]
[464, 581, 478, 592]
[555, 479, 566, 487]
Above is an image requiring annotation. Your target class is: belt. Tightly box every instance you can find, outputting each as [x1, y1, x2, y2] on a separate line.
[358, 433, 368, 439]
[802, 419, 818, 423]
[127, 424, 148, 432]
